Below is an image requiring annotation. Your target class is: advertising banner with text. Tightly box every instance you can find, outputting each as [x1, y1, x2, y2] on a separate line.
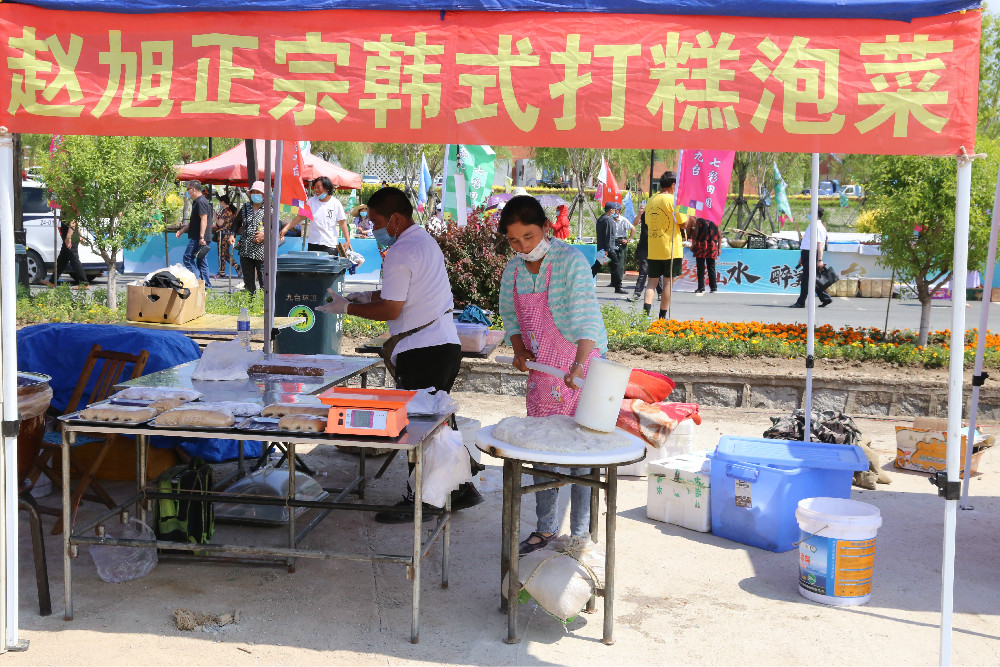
[0, 6, 980, 154]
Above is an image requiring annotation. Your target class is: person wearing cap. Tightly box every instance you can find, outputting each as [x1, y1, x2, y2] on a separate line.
[352, 204, 372, 238]
[591, 201, 627, 294]
[175, 180, 214, 287]
[281, 176, 351, 254]
[644, 171, 686, 318]
[233, 180, 267, 293]
[317, 187, 483, 522]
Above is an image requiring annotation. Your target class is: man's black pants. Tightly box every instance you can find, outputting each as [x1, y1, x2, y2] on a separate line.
[796, 249, 830, 304]
[393, 343, 467, 484]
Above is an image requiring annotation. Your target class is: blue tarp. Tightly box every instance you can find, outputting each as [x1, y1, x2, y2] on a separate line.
[7, 0, 982, 21]
[17, 323, 262, 462]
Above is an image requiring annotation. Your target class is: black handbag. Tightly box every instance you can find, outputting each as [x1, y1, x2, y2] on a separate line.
[816, 264, 839, 291]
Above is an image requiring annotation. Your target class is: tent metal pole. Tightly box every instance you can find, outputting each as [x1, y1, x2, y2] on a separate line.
[803, 153, 819, 440]
[266, 141, 283, 355]
[960, 162, 1000, 509]
[0, 127, 23, 652]
[263, 140, 273, 355]
[941, 155, 973, 667]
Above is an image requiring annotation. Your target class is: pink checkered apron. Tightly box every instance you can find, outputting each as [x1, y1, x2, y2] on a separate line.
[513, 264, 599, 417]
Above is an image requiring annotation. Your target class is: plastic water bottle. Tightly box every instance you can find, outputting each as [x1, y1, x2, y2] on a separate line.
[237, 307, 251, 351]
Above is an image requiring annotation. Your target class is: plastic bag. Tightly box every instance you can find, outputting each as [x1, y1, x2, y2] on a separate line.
[502, 535, 605, 623]
[90, 519, 158, 583]
[190, 341, 263, 381]
[345, 249, 365, 270]
[406, 388, 459, 417]
[595, 249, 610, 265]
[143, 263, 198, 291]
[409, 427, 470, 508]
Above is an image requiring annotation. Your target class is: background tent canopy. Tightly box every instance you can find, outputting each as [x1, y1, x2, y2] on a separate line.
[175, 140, 362, 188]
[8, 0, 983, 21]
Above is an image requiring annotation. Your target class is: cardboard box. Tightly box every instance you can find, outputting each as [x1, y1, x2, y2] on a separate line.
[859, 278, 891, 298]
[894, 425, 991, 477]
[126, 281, 206, 324]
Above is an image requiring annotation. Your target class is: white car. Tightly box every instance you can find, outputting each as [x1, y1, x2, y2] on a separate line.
[21, 180, 122, 284]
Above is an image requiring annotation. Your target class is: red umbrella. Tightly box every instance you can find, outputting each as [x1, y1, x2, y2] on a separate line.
[176, 139, 362, 189]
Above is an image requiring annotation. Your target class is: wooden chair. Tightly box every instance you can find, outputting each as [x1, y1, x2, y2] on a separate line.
[23, 344, 149, 534]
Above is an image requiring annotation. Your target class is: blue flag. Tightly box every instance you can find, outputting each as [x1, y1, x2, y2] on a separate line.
[418, 153, 432, 212]
[622, 191, 635, 221]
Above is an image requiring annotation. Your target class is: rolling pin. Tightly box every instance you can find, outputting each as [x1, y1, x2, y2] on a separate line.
[495, 355, 585, 388]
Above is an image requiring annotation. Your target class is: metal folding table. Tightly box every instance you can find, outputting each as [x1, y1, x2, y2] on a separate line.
[60, 413, 453, 644]
[476, 424, 645, 645]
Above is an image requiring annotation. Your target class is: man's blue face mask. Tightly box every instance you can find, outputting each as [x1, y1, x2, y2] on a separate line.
[373, 226, 397, 247]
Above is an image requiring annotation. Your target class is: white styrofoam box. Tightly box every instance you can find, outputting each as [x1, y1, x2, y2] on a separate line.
[617, 419, 695, 477]
[647, 453, 712, 532]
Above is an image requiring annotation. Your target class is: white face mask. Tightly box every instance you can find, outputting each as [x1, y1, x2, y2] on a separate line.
[515, 236, 551, 262]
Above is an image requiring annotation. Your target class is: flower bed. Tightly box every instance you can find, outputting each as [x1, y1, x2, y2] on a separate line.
[602, 306, 1000, 369]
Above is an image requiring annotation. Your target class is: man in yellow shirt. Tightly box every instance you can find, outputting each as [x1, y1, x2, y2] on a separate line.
[643, 171, 685, 319]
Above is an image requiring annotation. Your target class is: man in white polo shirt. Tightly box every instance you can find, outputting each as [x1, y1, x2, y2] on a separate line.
[790, 206, 833, 308]
[320, 186, 483, 522]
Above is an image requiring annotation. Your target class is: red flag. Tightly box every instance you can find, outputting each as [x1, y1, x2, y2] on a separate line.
[280, 141, 312, 220]
[602, 166, 623, 207]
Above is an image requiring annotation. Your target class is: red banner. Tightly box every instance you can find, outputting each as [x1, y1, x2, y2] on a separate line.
[0, 6, 981, 155]
[676, 150, 736, 224]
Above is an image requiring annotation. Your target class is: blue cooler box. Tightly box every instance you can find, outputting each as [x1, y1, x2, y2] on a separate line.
[710, 437, 869, 552]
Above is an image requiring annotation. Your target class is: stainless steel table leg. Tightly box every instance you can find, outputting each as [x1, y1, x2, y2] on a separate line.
[586, 467, 601, 614]
[359, 449, 367, 500]
[499, 459, 512, 614]
[411, 446, 423, 644]
[62, 430, 73, 621]
[603, 466, 617, 646]
[137, 434, 148, 525]
[505, 461, 522, 644]
[361, 371, 368, 389]
[287, 442, 297, 573]
[442, 491, 450, 589]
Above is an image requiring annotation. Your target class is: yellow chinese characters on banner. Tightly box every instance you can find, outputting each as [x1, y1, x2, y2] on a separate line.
[0, 6, 981, 155]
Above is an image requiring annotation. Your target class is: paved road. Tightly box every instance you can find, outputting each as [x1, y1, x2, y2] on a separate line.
[588, 274, 1000, 332]
[45, 271, 1000, 334]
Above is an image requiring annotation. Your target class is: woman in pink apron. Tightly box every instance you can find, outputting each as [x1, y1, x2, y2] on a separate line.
[498, 196, 609, 555]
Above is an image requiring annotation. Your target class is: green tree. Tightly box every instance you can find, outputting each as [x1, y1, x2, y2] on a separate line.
[864, 136, 1000, 345]
[979, 10, 1000, 138]
[310, 141, 367, 172]
[175, 137, 241, 163]
[43, 136, 180, 309]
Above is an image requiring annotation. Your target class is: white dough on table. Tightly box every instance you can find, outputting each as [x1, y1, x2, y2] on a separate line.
[492, 415, 629, 453]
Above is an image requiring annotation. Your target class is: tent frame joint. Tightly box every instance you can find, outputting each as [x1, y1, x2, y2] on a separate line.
[805, 355, 814, 369]
[1, 418, 20, 438]
[972, 371, 989, 387]
[930, 472, 961, 500]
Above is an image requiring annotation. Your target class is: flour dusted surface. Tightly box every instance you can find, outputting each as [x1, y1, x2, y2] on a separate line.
[493, 415, 628, 453]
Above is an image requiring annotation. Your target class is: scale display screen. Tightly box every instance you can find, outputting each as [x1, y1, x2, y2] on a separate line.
[344, 408, 388, 431]
[351, 410, 373, 428]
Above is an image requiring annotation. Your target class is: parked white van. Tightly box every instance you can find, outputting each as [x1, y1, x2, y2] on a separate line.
[21, 180, 122, 284]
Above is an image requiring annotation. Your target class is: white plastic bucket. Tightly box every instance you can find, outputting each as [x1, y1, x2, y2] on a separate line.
[574, 358, 630, 433]
[795, 497, 882, 606]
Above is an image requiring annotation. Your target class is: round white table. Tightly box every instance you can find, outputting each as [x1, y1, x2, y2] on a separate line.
[477, 423, 646, 645]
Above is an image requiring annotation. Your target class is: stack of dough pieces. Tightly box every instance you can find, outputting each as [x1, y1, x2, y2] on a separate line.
[79, 404, 157, 423]
[156, 405, 236, 428]
[262, 403, 329, 418]
[277, 414, 328, 433]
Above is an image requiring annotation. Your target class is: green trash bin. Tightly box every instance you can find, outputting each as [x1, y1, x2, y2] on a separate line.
[274, 251, 351, 355]
[14, 244, 26, 286]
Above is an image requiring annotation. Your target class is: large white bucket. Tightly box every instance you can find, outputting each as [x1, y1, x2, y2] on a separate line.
[795, 497, 882, 606]
[574, 358, 630, 433]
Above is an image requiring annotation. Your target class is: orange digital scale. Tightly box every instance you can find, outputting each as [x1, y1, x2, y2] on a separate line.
[317, 387, 417, 438]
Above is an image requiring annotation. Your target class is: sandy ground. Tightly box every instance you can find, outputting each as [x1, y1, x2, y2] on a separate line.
[8, 393, 1000, 666]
